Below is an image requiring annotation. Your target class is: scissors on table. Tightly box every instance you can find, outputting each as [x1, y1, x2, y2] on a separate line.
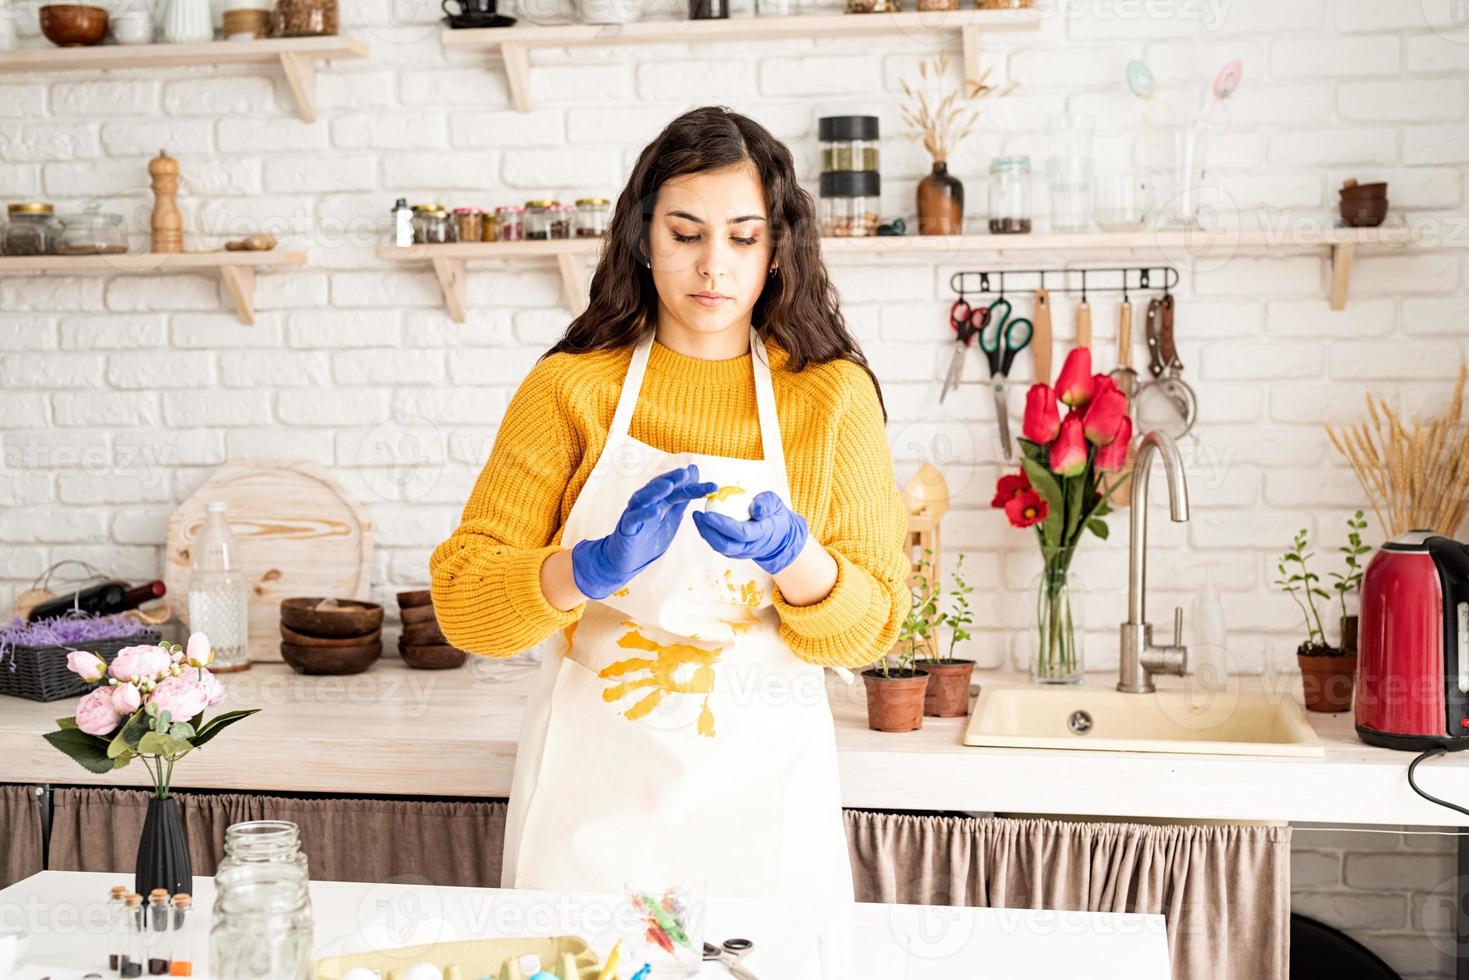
[940, 298, 990, 403]
[703, 936, 759, 979]
[978, 297, 1034, 460]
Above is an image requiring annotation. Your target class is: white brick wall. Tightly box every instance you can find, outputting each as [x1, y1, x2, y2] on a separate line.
[2, 1, 1468, 974]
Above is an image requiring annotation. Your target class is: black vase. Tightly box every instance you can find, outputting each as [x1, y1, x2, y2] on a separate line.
[135, 796, 192, 897]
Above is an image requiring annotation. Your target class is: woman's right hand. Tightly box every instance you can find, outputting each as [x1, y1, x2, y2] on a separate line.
[570, 464, 717, 600]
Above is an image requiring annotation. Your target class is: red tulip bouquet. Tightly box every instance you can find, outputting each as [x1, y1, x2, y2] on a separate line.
[992, 347, 1131, 683]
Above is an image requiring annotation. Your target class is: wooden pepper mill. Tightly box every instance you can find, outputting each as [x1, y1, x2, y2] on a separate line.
[149, 149, 183, 254]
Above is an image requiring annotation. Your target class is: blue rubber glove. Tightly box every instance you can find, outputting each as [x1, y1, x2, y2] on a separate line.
[691, 491, 809, 575]
[570, 464, 718, 600]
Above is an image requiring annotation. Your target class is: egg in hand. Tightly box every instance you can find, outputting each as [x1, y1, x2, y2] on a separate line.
[704, 485, 753, 521]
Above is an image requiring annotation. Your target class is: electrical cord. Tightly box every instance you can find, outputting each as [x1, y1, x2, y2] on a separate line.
[1407, 744, 1469, 818]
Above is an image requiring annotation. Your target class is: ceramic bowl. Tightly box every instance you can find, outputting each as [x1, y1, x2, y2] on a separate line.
[279, 597, 384, 638]
[399, 603, 439, 626]
[1339, 181, 1387, 199]
[111, 11, 154, 44]
[40, 4, 110, 46]
[281, 639, 382, 675]
[280, 623, 383, 648]
[396, 588, 433, 608]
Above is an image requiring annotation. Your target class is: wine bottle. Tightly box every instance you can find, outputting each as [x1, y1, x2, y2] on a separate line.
[26, 580, 166, 623]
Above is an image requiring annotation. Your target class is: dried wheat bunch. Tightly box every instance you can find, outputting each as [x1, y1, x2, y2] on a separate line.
[1325, 364, 1469, 536]
[898, 51, 1014, 164]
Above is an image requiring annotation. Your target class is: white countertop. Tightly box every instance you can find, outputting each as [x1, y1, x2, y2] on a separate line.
[0, 870, 1172, 979]
[3, 659, 1467, 827]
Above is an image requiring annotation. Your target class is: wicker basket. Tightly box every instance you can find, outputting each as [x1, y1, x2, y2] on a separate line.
[0, 629, 161, 703]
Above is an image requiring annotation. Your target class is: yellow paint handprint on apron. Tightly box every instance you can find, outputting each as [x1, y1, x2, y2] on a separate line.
[598, 623, 721, 737]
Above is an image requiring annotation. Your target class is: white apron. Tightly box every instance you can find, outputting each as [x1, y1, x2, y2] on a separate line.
[501, 327, 855, 927]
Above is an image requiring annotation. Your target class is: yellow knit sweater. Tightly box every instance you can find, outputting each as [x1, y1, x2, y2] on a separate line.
[428, 335, 912, 669]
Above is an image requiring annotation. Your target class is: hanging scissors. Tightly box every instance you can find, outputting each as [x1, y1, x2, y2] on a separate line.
[940, 297, 990, 404]
[703, 937, 759, 979]
[978, 296, 1034, 460]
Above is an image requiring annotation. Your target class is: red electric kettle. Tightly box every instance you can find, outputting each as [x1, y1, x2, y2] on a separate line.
[1355, 531, 1469, 750]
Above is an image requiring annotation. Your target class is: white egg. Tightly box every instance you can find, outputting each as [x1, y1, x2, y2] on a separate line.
[704, 485, 753, 521]
[341, 969, 381, 980]
[399, 964, 442, 980]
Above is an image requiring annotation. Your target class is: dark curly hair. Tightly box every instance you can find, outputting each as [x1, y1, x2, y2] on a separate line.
[544, 105, 885, 420]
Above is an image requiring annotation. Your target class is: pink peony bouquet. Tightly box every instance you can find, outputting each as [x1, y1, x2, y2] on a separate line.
[44, 632, 258, 798]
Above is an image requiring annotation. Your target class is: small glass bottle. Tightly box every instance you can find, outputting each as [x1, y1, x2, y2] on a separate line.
[170, 894, 195, 977]
[187, 501, 250, 672]
[107, 884, 129, 973]
[147, 889, 171, 976]
[121, 893, 145, 978]
[988, 155, 1033, 234]
[391, 198, 413, 248]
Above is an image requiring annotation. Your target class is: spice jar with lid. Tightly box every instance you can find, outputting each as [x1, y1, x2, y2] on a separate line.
[412, 205, 453, 244]
[452, 207, 483, 244]
[987, 156, 1033, 234]
[819, 171, 881, 238]
[524, 200, 554, 240]
[549, 203, 575, 240]
[819, 116, 880, 173]
[57, 202, 128, 255]
[575, 198, 610, 238]
[273, 0, 337, 36]
[2, 203, 62, 256]
[496, 205, 524, 241]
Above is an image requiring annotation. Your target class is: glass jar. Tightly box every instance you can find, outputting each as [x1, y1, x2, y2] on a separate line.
[575, 198, 609, 238]
[844, 0, 899, 13]
[549, 203, 574, 240]
[411, 205, 452, 244]
[818, 116, 879, 173]
[210, 864, 313, 980]
[988, 156, 1033, 234]
[3, 203, 61, 256]
[452, 207, 483, 244]
[524, 200, 553, 240]
[273, 0, 337, 36]
[57, 202, 128, 255]
[496, 205, 524, 241]
[818, 171, 881, 237]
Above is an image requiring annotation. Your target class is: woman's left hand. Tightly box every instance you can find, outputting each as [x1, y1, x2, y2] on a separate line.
[691, 491, 809, 575]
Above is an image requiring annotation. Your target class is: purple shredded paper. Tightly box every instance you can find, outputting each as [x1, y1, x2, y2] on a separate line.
[0, 613, 151, 672]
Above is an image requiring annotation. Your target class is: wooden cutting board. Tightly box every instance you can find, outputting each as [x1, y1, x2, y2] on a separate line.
[165, 459, 374, 663]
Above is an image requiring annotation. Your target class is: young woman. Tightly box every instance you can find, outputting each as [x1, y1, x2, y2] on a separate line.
[430, 106, 910, 921]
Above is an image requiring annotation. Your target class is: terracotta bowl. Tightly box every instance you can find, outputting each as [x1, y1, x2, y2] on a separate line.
[396, 589, 433, 608]
[279, 597, 383, 638]
[40, 5, 110, 46]
[280, 623, 383, 648]
[399, 644, 468, 670]
[281, 639, 382, 675]
[1340, 197, 1388, 228]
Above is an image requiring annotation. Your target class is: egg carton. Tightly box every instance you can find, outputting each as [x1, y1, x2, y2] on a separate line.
[313, 934, 602, 980]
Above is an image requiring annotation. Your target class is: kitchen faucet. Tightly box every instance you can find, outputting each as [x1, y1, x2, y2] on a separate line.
[1118, 430, 1191, 694]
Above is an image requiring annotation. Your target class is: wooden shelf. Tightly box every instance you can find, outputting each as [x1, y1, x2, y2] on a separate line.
[441, 8, 1040, 112]
[377, 226, 1421, 319]
[0, 249, 308, 324]
[0, 36, 370, 121]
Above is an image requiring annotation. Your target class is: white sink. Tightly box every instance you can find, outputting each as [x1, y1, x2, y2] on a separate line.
[963, 683, 1325, 758]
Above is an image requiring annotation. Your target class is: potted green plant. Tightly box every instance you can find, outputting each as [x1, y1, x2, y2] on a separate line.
[919, 553, 976, 717]
[862, 550, 936, 732]
[1330, 510, 1370, 655]
[1276, 529, 1357, 713]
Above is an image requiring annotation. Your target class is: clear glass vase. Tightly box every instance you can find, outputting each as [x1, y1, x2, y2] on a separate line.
[1032, 549, 1083, 684]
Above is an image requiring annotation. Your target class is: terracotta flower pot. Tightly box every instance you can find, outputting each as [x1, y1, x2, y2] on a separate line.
[1298, 646, 1357, 713]
[862, 668, 930, 732]
[919, 659, 975, 717]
